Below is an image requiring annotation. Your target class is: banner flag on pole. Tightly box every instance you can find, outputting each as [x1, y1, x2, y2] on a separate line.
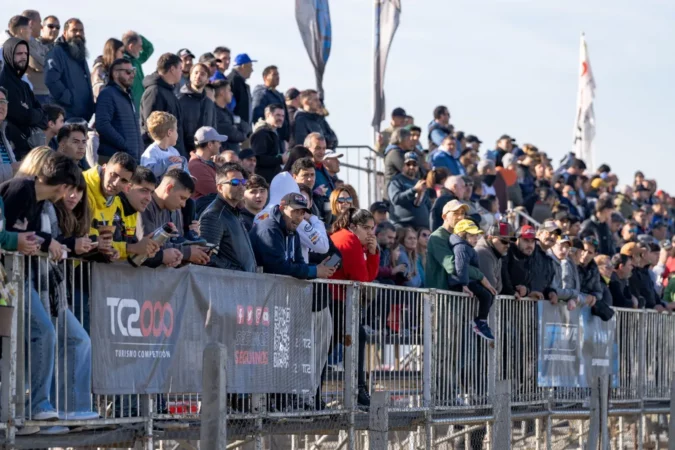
[372, 0, 401, 128]
[573, 33, 596, 170]
[295, 0, 332, 99]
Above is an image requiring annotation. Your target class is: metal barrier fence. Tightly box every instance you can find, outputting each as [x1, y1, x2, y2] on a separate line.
[0, 254, 674, 449]
[336, 145, 385, 207]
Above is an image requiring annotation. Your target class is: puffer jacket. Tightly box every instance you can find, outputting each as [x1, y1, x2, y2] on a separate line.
[44, 36, 94, 120]
[578, 260, 604, 301]
[95, 81, 143, 160]
[250, 119, 284, 184]
[475, 237, 503, 294]
[177, 84, 217, 153]
[199, 195, 257, 273]
[447, 233, 484, 288]
[580, 215, 615, 256]
[140, 72, 185, 154]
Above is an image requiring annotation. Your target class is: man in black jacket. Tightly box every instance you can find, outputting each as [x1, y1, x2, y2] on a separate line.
[178, 63, 217, 155]
[294, 89, 338, 149]
[140, 53, 184, 153]
[96, 58, 142, 163]
[251, 65, 289, 142]
[580, 195, 615, 256]
[251, 103, 287, 184]
[228, 53, 255, 125]
[211, 79, 250, 152]
[608, 253, 638, 309]
[0, 38, 48, 158]
[200, 162, 257, 272]
[577, 237, 604, 303]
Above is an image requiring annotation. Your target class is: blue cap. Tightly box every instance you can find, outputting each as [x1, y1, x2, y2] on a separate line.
[234, 53, 257, 66]
[403, 152, 419, 163]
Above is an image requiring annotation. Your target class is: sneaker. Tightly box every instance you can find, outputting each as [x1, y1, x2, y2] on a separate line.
[32, 410, 59, 421]
[357, 386, 371, 408]
[58, 411, 100, 420]
[38, 425, 69, 435]
[15, 426, 40, 435]
[472, 319, 495, 342]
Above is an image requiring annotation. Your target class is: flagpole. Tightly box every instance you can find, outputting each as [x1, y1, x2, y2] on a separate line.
[573, 32, 584, 159]
[372, 0, 380, 145]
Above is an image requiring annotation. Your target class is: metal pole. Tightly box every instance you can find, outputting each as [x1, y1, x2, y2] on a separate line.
[345, 283, 359, 450]
[587, 376, 600, 449]
[201, 342, 228, 450]
[600, 375, 609, 450]
[669, 372, 675, 450]
[492, 380, 511, 446]
[369, 391, 389, 450]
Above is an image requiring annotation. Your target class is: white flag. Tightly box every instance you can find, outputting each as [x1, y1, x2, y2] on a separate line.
[372, 0, 401, 128]
[573, 33, 596, 169]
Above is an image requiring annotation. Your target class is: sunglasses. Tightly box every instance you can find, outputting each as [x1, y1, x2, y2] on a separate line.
[115, 68, 136, 75]
[337, 197, 353, 203]
[498, 238, 512, 245]
[221, 178, 247, 187]
[420, 233, 430, 238]
[46, 24, 60, 30]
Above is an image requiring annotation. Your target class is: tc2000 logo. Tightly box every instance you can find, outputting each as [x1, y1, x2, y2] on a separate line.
[107, 297, 174, 338]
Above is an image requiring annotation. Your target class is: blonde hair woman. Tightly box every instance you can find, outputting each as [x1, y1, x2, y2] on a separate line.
[17, 146, 54, 177]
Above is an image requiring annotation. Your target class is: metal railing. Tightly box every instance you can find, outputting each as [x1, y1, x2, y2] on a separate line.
[336, 145, 385, 206]
[0, 254, 673, 449]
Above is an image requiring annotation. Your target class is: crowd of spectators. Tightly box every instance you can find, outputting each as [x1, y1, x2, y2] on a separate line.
[1, 9, 674, 432]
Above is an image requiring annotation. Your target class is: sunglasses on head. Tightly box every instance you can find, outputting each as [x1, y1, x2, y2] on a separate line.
[337, 197, 353, 203]
[46, 24, 60, 30]
[583, 236, 599, 247]
[221, 178, 247, 187]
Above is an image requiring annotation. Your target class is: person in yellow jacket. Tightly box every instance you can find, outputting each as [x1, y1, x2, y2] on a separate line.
[83, 152, 158, 260]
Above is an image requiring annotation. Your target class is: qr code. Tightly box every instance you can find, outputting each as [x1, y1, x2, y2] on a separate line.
[273, 306, 290, 368]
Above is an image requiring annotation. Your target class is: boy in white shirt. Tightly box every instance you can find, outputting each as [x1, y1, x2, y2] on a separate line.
[141, 111, 190, 178]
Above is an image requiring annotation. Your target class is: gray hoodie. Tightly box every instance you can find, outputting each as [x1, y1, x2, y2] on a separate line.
[547, 249, 585, 302]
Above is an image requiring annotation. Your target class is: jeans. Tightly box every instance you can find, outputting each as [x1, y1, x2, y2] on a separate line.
[25, 285, 92, 414]
[451, 281, 494, 321]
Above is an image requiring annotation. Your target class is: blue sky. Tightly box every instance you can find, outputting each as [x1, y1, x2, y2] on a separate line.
[16, 0, 675, 189]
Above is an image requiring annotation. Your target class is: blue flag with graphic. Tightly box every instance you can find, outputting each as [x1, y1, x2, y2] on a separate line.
[296, 0, 332, 98]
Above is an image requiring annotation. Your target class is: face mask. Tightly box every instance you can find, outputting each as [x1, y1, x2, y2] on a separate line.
[483, 174, 497, 187]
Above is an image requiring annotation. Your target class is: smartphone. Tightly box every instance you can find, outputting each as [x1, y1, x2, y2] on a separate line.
[324, 254, 342, 268]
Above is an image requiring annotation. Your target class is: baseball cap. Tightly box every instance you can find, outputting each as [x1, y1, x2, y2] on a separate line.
[403, 152, 419, 163]
[517, 225, 537, 240]
[442, 199, 470, 218]
[279, 193, 310, 212]
[177, 48, 195, 58]
[591, 178, 606, 189]
[369, 201, 390, 213]
[557, 235, 572, 245]
[324, 150, 344, 160]
[392, 107, 407, 118]
[199, 52, 216, 63]
[541, 220, 562, 235]
[498, 134, 516, 142]
[512, 148, 525, 159]
[487, 222, 516, 241]
[466, 135, 482, 144]
[234, 53, 257, 66]
[285, 87, 300, 101]
[454, 219, 483, 235]
[620, 242, 643, 256]
[194, 126, 228, 145]
[238, 148, 255, 160]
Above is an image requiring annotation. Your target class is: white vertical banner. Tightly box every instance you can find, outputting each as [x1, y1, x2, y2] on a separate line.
[573, 33, 597, 170]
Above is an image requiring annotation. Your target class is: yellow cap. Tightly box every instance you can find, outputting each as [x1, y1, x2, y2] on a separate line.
[454, 219, 483, 235]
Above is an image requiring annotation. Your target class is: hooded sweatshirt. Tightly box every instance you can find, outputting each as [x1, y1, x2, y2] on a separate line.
[254, 171, 329, 263]
[293, 109, 338, 149]
[0, 38, 48, 148]
[250, 118, 284, 184]
[140, 72, 185, 154]
[177, 83, 217, 154]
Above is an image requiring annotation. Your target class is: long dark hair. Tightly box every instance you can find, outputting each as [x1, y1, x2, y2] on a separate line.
[331, 207, 373, 234]
[102, 38, 124, 71]
[55, 172, 91, 238]
[283, 145, 313, 172]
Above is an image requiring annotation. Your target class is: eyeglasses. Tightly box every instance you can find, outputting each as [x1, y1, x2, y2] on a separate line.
[337, 197, 353, 203]
[221, 178, 247, 187]
[115, 68, 136, 75]
[46, 24, 60, 30]
[0, 99, 8, 105]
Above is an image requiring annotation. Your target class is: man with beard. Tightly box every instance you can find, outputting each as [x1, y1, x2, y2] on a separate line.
[0, 37, 48, 159]
[95, 59, 143, 163]
[45, 18, 94, 120]
[200, 163, 257, 272]
[502, 224, 558, 303]
[175, 48, 194, 92]
[229, 53, 256, 125]
[475, 222, 516, 294]
[178, 63, 217, 154]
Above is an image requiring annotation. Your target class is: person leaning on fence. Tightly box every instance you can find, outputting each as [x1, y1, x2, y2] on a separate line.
[609, 253, 639, 308]
[0, 152, 99, 424]
[199, 162, 257, 272]
[475, 222, 516, 294]
[576, 236, 606, 304]
[547, 235, 591, 311]
[329, 207, 380, 408]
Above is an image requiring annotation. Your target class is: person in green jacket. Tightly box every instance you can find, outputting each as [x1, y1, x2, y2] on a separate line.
[426, 199, 469, 290]
[122, 31, 154, 111]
